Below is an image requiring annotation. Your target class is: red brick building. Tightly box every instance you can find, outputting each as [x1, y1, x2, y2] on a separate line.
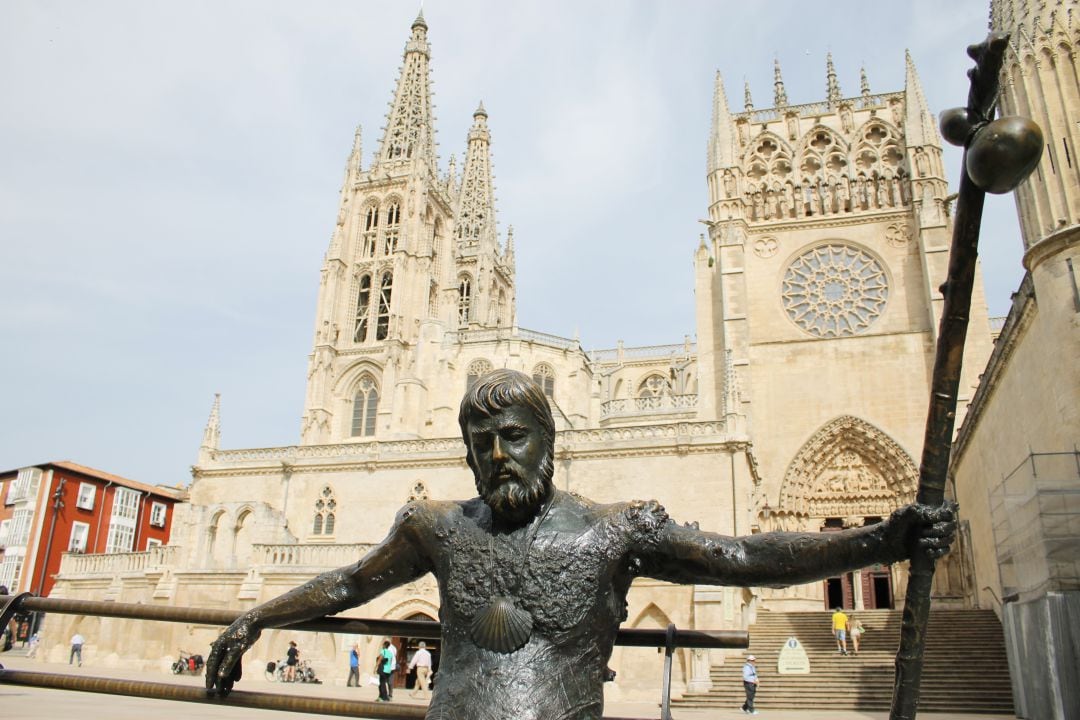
[0, 461, 186, 597]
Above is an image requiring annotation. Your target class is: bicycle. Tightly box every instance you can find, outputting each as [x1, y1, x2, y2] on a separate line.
[171, 650, 204, 676]
[265, 658, 318, 683]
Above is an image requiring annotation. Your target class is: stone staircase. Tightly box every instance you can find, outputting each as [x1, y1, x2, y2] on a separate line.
[674, 609, 1015, 714]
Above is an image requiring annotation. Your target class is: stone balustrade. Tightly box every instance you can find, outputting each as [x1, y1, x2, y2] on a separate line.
[58, 544, 177, 577]
[600, 394, 699, 419]
[251, 543, 374, 568]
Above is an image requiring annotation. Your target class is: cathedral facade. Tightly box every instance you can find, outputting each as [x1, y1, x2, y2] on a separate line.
[47, 12, 995, 699]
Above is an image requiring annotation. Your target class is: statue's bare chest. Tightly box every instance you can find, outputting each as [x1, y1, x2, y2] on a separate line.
[436, 519, 630, 634]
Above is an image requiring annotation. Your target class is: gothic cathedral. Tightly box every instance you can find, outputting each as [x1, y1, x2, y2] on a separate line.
[52, 10, 1013, 700]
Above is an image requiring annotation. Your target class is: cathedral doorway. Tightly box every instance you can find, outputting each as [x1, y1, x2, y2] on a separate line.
[776, 416, 918, 611]
[861, 565, 894, 609]
[392, 612, 440, 691]
[824, 573, 856, 609]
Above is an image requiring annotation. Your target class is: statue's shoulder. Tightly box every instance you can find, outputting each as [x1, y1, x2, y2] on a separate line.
[559, 492, 671, 537]
[394, 497, 466, 532]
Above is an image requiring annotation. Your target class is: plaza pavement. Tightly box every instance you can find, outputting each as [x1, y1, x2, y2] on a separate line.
[0, 653, 1016, 720]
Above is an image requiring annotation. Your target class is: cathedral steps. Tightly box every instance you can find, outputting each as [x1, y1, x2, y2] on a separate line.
[673, 608, 1015, 714]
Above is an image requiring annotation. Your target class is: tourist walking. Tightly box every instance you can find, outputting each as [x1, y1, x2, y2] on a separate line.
[408, 641, 432, 698]
[346, 643, 360, 687]
[850, 618, 865, 654]
[69, 632, 85, 666]
[831, 607, 849, 655]
[741, 654, 759, 715]
[284, 640, 299, 682]
[386, 640, 397, 698]
[27, 631, 40, 658]
[376, 640, 394, 702]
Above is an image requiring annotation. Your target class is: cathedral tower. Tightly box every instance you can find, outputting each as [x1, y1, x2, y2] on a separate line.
[300, 14, 515, 444]
[992, 0, 1080, 250]
[696, 53, 993, 608]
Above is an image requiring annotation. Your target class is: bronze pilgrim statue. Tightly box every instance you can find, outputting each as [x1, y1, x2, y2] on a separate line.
[205, 369, 955, 719]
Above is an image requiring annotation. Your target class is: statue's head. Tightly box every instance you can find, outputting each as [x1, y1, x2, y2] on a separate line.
[459, 369, 556, 522]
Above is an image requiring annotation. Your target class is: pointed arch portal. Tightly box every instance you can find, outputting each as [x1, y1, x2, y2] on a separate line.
[779, 415, 917, 520]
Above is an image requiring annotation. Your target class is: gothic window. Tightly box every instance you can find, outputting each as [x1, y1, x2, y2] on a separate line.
[636, 374, 669, 410]
[384, 202, 401, 254]
[532, 363, 555, 398]
[311, 486, 338, 535]
[354, 274, 371, 342]
[458, 276, 472, 326]
[428, 282, 439, 318]
[798, 129, 848, 215]
[781, 243, 889, 338]
[361, 206, 378, 258]
[376, 272, 393, 340]
[408, 481, 429, 502]
[851, 122, 906, 209]
[744, 135, 794, 220]
[466, 359, 493, 390]
[351, 375, 379, 437]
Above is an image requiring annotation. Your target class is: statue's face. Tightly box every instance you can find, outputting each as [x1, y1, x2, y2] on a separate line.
[466, 403, 550, 522]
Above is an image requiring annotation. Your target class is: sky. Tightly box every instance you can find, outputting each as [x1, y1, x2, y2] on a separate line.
[0, 0, 1026, 487]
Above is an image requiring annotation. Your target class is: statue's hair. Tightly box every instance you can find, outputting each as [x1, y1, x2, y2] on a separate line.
[458, 369, 556, 476]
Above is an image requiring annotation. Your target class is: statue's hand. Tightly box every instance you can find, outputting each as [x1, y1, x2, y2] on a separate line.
[205, 615, 261, 697]
[883, 501, 957, 563]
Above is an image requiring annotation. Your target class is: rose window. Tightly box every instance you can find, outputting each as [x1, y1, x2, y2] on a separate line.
[781, 244, 888, 337]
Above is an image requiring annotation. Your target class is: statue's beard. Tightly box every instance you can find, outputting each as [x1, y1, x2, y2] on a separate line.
[477, 452, 554, 524]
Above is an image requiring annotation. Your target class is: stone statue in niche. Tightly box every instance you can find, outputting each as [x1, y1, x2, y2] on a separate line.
[915, 147, 930, 177]
[723, 170, 736, 197]
[205, 371, 955, 720]
[841, 106, 854, 134]
[837, 178, 850, 213]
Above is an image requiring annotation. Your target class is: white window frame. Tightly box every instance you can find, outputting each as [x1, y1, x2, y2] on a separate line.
[9, 509, 33, 547]
[149, 502, 167, 527]
[76, 482, 96, 511]
[68, 521, 90, 553]
[146, 538, 162, 548]
[6, 468, 41, 505]
[0, 519, 10, 547]
[105, 487, 140, 554]
[0, 552, 24, 591]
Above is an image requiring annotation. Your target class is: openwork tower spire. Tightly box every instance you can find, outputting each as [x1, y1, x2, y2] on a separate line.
[375, 12, 438, 174]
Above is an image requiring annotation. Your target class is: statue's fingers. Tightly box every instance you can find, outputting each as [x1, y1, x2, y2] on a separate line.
[205, 644, 224, 692]
[218, 643, 245, 684]
[922, 520, 955, 538]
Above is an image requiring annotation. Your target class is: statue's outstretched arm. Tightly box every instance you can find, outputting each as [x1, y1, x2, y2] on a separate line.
[640, 502, 954, 589]
[205, 504, 432, 695]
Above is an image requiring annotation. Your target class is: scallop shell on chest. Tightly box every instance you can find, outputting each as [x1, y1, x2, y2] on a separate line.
[469, 596, 533, 653]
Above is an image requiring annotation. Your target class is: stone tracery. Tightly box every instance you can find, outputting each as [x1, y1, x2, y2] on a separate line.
[778, 415, 917, 519]
[780, 243, 889, 338]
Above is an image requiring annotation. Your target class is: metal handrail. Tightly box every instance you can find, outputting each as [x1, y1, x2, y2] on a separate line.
[0, 593, 748, 720]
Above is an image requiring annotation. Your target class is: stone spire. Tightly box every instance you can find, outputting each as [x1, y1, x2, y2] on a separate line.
[773, 58, 788, 107]
[374, 13, 437, 174]
[201, 393, 221, 453]
[349, 124, 363, 177]
[903, 50, 938, 147]
[743, 80, 754, 112]
[826, 53, 842, 106]
[860, 66, 871, 98]
[455, 102, 497, 246]
[709, 70, 737, 172]
[504, 225, 515, 268]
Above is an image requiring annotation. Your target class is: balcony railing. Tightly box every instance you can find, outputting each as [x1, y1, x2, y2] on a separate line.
[59, 544, 178, 576]
[600, 394, 699, 418]
[251, 543, 374, 568]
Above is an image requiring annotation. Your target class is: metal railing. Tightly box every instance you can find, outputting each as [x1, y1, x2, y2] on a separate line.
[0, 593, 747, 720]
